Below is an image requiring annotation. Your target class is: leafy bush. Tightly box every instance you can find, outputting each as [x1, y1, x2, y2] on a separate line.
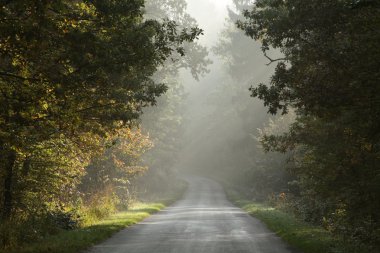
[0, 206, 80, 249]
[46, 209, 81, 231]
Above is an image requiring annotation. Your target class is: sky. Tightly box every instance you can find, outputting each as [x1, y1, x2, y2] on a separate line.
[186, 0, 233, 46]
[180, 0, 233, 94]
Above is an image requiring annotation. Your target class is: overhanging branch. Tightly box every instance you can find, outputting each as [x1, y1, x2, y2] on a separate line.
[263, 52, 287, 66]
[0, 71, 42, 82]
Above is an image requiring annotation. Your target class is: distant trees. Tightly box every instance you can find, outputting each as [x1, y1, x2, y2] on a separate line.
[0, 0, 203, 248]
[211, 0, 292, 199]
[138, 0, 210, 196]
[239, 0, 380, 247]
[80, 128, 153, 210]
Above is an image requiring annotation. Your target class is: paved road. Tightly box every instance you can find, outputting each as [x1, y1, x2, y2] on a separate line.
[86, 177, 297, 253]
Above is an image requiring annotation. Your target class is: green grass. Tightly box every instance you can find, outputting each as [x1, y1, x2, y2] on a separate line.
[2, 203, 166, 253]
[1, 180, 188, 253]
[227, 191, 369, 253]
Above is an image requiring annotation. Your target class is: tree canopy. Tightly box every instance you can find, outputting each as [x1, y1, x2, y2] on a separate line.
[238, 0, 380, 247]
[0, 0, 203, 246]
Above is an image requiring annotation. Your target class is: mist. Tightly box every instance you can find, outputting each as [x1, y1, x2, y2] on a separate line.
[176, 0, 280, 182]
[2, 1, 377, 251]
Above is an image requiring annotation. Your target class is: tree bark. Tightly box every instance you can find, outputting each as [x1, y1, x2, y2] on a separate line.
[2, 149, 16, 221]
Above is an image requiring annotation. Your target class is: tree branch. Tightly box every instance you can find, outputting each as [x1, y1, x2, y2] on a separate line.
[263, 51, 287, 66]
[0, 71, 42, 82]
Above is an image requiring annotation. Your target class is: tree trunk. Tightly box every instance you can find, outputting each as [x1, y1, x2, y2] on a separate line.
[2, 149, 16, 221]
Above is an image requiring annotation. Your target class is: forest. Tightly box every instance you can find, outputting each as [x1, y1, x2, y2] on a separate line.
[0, 0, 379, 252]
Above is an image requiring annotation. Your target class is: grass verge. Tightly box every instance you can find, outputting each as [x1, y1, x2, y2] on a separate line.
[3, 182, 188, 253]
[225, 188, 369, 253]
[3, 203, 164, 253]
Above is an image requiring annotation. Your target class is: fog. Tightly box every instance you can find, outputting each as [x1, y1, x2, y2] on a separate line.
[3, 2, 376, 251]
[176, 0, 278, 181]
[139, 0, 289, 192]
[186, 0, 231, 47]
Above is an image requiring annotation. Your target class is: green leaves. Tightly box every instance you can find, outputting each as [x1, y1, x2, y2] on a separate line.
[0, 0, 204, 246]
[239, 0, 380, 247]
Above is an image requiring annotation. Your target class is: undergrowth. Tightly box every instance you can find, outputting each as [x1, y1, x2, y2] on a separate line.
[226, 188, 372, 253]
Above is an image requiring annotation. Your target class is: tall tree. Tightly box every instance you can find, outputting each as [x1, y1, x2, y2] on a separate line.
[199, 0, 292, 194]
[137, 0, 210, 195]
[238, 0, 380, 246]
[81, 128, 153, 209]
[0, 0, 202, 222]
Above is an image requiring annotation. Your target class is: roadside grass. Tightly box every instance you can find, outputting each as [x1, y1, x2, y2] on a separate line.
[3, 181, 188, 253]
[227, 190, 370, 253]
[2, 203, 164, 253]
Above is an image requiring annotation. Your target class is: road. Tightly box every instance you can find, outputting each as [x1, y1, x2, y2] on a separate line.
[86, 177, 297, 253]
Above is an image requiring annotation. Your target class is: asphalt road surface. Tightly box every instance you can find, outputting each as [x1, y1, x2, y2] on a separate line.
[86, 177, 297, 253]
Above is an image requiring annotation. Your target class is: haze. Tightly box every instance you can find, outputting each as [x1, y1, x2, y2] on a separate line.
[3, 1, 377, 252]
[176, 0, 277, 181]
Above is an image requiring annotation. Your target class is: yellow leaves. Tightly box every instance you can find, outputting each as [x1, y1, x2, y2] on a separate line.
[114, 127, 153, 159]
[40, 100, 49, 110]
[11, 54, 23, 67]
[58, 2, 96, 33]
[343, 127, 353, 136]
[126, 166, 148, 175]
[65, 18, 78, 28]
[62, 18, 78, 31]
[75, 2, 97, 17]
[0, 36, 11, 50]
[361, 142, 372, 152]
[101, 127, 152, 175]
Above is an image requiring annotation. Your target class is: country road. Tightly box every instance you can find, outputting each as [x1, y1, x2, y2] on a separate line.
[86, 177, 297, 253]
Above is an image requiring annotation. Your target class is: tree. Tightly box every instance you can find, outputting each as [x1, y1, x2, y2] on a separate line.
[137, 0, 210, 196]
[81, 128, 153, 209]
[198, 0, 291, 193]
[238, 0, 380, 246]
[0, 0, 202, 222]
[145, 0, 211, 79]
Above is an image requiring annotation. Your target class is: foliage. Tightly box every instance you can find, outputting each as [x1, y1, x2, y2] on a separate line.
[46, 208, 82, 231]
[81, 128, 153, 210]
[0, 180, 187, 253]
[0, 0, 204, 249]
[1, 202, 168, 253]
[145, 0, 211, 79]
[244, 111, 296, 201]
[226, 188, 371, 253]
[0, 0, 202, 154]
[210, 0, 292, 200]
[138, 0, 210, 195]
[238, 0, 380, 248]
[139, 81, 186, 195]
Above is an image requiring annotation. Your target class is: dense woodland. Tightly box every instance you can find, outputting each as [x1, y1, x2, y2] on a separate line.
[0, 0, 208, 248]
[190, 0, 380, 250]
[0, 0, 379, 252]
[235, 0, 380, 249]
